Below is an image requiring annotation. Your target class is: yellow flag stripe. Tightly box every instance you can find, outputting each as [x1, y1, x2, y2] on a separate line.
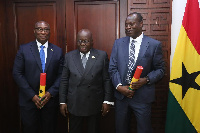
[170, 25, 200, 132]
[39, 85, 45, 98]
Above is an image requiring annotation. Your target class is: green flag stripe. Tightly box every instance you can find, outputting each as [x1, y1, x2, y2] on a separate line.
[165, 90, 197, 133]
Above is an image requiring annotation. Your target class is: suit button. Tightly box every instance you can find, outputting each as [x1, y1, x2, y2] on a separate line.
[88, 85, 91, 87]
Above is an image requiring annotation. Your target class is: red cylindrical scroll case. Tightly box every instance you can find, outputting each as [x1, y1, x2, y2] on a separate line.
[129, 66, 143, 90]
[39, 73, 46, 98]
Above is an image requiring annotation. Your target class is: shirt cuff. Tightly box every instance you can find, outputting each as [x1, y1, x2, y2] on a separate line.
[116, 83, 122, 89]
[60, 103, 66, 104]
[103, 101, 114, 105]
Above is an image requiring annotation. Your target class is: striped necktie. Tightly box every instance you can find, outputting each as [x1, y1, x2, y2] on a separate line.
[126, 40, 136, 84]
[82, 54, 87, 68]
[40, 45, 45, 73]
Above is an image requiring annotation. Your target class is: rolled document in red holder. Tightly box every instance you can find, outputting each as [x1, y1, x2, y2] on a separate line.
[129, 66, 143, 90]
[39, 73, 46, 98]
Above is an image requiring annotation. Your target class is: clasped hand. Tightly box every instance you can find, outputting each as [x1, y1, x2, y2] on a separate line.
[32, 92, 51, 109]
[117, 78, 147, 98]
[117, 85, 134, 98]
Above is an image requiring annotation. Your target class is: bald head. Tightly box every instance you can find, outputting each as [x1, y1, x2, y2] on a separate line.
[77, 29, 93, 54]
[77, 29, 92, 39]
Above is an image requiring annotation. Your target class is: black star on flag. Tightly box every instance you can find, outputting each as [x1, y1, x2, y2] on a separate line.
[39, 90, 43, 93]
[170, 62, 200, 99]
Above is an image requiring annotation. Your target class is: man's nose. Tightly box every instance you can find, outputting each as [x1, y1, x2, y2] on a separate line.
[80, 42, 86, 45]
[126, 24, 131, 29]
[41, 30, 46, 34]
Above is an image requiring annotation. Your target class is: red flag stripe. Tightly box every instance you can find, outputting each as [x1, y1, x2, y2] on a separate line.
[133, 66, 143, 79]
[182, 0, 200, 55]
[40, 73, 46, 86]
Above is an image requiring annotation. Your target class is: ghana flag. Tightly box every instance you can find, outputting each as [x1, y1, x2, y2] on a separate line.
[39, 73, 46, 98]
[165, 0, 200, 132]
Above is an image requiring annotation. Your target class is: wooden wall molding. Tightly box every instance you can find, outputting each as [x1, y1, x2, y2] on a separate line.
[0, 0, 171, 132]
[128, 0, 171, 132]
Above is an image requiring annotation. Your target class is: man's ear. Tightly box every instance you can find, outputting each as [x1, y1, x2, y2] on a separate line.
[91, 39, 94, 47]
[140, 21, 143, 27]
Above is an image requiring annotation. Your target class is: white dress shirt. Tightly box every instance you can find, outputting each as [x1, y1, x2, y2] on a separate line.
[116, 33, 144, 89]
[36, 39, 48, 63]
[129, 33, 143, 64]
[80, 51, 90, 60]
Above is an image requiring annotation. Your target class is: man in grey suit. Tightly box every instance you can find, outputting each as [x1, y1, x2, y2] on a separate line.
[59, 29, 113, 133]
[109, 12, 165, 133]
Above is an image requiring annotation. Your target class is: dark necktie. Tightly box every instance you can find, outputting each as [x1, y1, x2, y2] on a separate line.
[40, 45, 45, 73]
[82, 54, 87, 68]
[126, 40, 135, 84]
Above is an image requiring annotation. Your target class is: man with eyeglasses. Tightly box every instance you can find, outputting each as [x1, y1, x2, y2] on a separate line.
[13, 21, 64, 133]
[59, 29, 113, 133]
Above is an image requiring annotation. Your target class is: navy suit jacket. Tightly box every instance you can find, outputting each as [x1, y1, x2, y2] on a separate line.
[59, 48, 113, 116]
[13, 41, 63, 108]
[109, 36, 165, 103]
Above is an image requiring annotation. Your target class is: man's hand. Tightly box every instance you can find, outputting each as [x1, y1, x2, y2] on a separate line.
[101, 103, 110, 116]
[117, 85, 134, 98]
[41, 91, 52, 107]
[130, 77, 147, 90]
[32, 95, 42, 109]
[60, 104, 68, 117]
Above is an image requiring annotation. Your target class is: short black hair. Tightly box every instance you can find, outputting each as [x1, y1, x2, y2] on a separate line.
[35, 21, 50, 28]
[128, 12, 143, 22]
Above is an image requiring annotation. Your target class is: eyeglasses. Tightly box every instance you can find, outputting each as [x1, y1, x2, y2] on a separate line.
[35, 28, 50, 33]
[77, 40, 90, 44]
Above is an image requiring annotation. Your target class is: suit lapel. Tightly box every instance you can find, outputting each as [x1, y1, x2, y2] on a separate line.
[30, 41, 42, 72]
[122, 37, 130, 67]
[72, 50, 84, 75]
[45, 43, 54, 72]
[83, 48, 98, 76]
[134, 35, 149, 69]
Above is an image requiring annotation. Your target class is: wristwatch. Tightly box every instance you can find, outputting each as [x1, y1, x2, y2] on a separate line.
[146, 76, 150, 84]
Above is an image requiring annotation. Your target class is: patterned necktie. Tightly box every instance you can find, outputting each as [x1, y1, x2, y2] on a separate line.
[82, 54, 87, 68]
[126, 40, 136, 84]
[40, 45, 45, 73]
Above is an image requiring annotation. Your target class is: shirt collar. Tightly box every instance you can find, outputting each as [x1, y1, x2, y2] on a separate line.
[36, 39, 48, 49]
[130, 32, 144, 43]
[80, 51, 90, 59]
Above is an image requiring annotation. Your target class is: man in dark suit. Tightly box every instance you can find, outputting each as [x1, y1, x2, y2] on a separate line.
[109, 12, 165, 133]
[59, 29, 113, 133]
[13, 21, 63, 133]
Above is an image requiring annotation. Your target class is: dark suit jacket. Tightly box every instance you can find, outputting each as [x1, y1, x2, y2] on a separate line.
[59, 48, 113, 116]
[109, 36, 165, 103]
[13, 41, 63, 108]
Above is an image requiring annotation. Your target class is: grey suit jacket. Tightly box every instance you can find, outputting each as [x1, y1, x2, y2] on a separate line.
[59, 48, 113, 116]
[109, 36, 165, 103]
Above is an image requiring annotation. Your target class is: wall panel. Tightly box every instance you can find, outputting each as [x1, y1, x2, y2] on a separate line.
[3, 0, 66, 132]
[128, 0, 171, 132]
[75, 1, 119, 57]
